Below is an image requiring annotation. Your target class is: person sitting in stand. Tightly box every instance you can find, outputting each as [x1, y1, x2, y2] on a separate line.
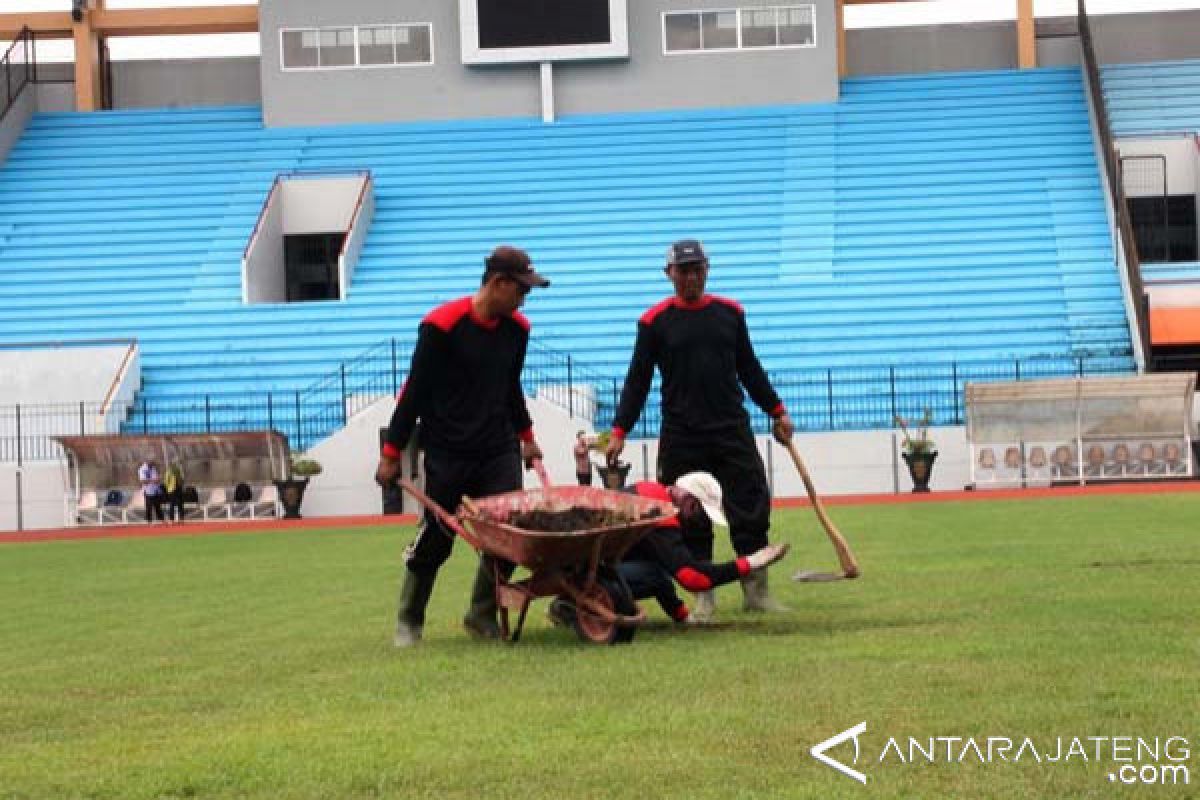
[548, 472, 789, 628]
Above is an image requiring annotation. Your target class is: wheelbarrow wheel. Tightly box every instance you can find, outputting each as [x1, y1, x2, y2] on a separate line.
[573, 570, 637, 645]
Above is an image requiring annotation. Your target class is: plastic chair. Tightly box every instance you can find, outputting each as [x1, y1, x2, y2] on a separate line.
[203, 486, 232, 520]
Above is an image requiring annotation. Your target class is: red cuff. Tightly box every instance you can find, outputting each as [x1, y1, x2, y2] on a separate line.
[381, 442, 402, 459]
[672, 604, 690, 622]
[676, 567, 713, 592]
[769, 403, 786, 419]
[612, 427, 626, 439]
[735, 557, 751, 577]
[518, 427, 534, 443]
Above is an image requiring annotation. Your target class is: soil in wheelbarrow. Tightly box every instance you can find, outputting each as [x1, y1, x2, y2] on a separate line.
[507, 507, 660, 532]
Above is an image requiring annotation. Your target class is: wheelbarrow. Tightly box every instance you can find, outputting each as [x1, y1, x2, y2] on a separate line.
[399, 473, 675, 644]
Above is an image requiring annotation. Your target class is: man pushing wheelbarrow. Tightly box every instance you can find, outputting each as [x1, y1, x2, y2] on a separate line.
[375, 245, 550, 648]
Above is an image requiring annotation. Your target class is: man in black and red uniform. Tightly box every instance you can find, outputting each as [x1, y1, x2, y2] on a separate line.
[547, 472, 788, 627]
[375, 245, 548, 647]
[605, 239, 795, 618]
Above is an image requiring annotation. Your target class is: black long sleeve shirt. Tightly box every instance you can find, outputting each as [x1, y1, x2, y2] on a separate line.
[625, 481, 750, 591]
[613, 295, 784, 437]
[383, 297, 533, 458]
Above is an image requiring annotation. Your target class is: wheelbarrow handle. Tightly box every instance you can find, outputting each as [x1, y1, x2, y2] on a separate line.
[397, 478, 483, 551]
[531, 457, 552, 489]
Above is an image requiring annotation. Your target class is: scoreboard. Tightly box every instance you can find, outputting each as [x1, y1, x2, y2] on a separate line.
[459, 0, 629, 64]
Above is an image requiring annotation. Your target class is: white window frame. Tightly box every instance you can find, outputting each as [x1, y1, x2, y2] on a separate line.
[279, 23, 435, 71]
[661, 5, 816, 56]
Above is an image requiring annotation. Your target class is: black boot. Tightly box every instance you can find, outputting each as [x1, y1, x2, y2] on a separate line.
[394, 568, 436, 647]
[462, 557, 510, 640]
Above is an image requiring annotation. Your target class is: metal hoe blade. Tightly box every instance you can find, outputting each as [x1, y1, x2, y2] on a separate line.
[792, 569, 847, 583]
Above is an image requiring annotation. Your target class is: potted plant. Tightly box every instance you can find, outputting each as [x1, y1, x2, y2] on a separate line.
[275, 456, 322, 519]
[895, 410, 937, 493]
[590, 431, 632, 489]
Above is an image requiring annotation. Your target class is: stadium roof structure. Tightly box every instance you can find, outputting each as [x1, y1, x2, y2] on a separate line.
[0, 0, 1041, 112]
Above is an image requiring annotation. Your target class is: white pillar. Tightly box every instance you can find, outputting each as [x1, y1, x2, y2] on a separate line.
[540, 61, 554, 124]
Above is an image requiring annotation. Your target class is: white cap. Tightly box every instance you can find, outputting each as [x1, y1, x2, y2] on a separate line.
[673, 471, 728, 528]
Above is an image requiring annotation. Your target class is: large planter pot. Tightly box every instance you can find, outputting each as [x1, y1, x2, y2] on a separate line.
[902, 451, 938, 493]
[595, 462, 632, 490]
[274, 477, 309, 519]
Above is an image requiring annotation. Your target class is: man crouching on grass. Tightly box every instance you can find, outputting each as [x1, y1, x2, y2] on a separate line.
[549, 472, 789, 628]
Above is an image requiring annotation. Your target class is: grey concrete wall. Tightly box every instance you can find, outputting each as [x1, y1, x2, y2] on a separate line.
[0, 462, 66, 532]
[34, 82, 74, 113]
[260, 0, 837, 127]
[0, 345, 131, 406]
[283, 176, 366, 233]
[244, 189, 285, 304]
[110, 57, 261, 109]
[554, 0, 838, 117]
[0, 84, 35, 166]
[846, 11, 1200, 78]
[846, 20, 1018, 76]
[340, 183, 373, 299]
[260, 0, 538, 127]
[30, 9, 1191, 121]
[1091, 10, 1200, 65]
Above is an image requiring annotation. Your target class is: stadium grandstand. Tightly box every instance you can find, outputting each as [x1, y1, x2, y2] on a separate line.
[1, 0, 1198, 530]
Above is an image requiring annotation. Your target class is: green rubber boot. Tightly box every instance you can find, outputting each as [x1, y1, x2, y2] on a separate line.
[740, 569, 789, 613]
[691, 590, 717, 623]
[394, 568, 436, 648]
[462, 557, 505, 640]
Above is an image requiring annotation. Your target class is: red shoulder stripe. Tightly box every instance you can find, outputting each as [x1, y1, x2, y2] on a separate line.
[423, 297, 473, 333]
[708, 295, 744, 314]
[511, 310, 531, 332]
[640, 298, 675, 325]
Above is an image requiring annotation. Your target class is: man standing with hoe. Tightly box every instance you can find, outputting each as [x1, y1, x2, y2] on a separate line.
[606, 239, 794, 619]
[376, 245, 549, 647]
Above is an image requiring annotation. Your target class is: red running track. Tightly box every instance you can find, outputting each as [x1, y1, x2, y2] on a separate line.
[3, 480, 1199, 544]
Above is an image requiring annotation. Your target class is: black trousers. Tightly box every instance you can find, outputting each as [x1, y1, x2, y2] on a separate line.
[618, 559, 684, 619]
[657, 422, 771, 556]
[405, 446, 522, 575]
[165, 490, 184, 521]
[144, 492, 165, 523]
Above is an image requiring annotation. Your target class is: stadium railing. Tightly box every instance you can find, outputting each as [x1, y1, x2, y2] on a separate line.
[1, 348, 1133, 462]
[1078, 0, 1153, 369]
[0, 27, 36, 124]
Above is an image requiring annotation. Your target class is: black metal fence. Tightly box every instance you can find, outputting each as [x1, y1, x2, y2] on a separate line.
[1, 345, 1133, 463]
[620, 354, 1132, 439]
[0, 28, 35, 124]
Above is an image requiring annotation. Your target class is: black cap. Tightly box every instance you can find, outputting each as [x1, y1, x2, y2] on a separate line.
[484, 245, 550, 288]
[666, 239, 707, 266]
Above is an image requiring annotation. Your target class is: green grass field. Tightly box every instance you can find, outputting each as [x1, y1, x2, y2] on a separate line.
[1, 493, 1197, 799]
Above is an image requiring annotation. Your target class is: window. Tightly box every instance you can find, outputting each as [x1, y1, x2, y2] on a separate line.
[280, 24, 434, 70]
[779, 6, 815, 45]
[281, 30, 318, 69]
[319, 28, 356, 67]
[359, 26, 396, 66]
[663, 6, 816, 54]
[702, 11, 739, 49]
[740, 9, 778, 48]
[664, 13, 701, 52]
[394, 25, 432, 64]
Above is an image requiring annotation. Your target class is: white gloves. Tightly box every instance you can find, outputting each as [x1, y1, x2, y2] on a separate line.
[746, 542, 790, 571]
